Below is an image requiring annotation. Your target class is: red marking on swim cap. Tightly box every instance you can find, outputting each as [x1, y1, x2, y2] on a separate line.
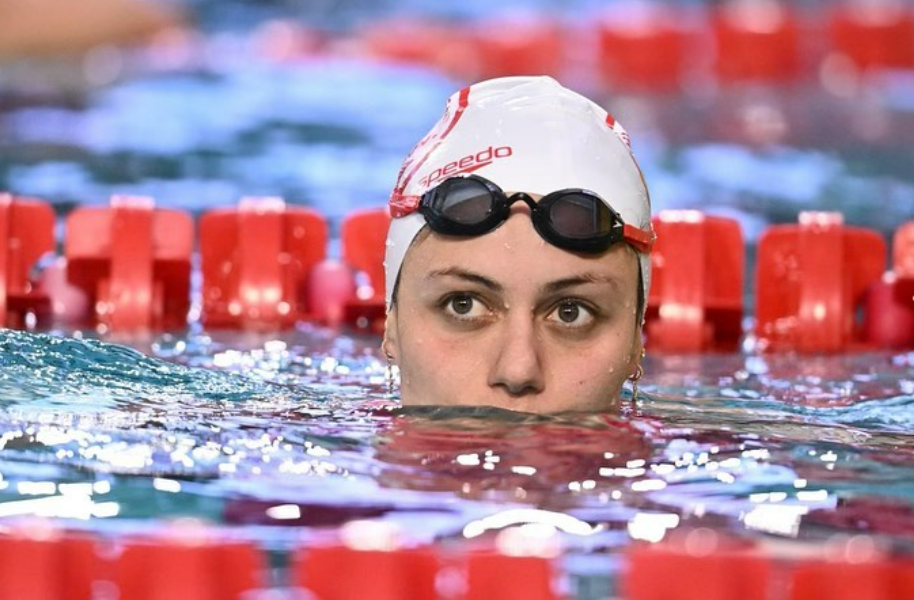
[390, 87, 471, 217]
[606, 113, 632, 149]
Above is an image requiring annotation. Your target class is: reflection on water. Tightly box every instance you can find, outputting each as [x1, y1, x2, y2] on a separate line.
[0, 328, 912, 594]
[3, 13, 914, 593]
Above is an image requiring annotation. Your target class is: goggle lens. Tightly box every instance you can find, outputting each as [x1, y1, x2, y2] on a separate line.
[433, 178, 496, 225]
[546, 193, 613, 240]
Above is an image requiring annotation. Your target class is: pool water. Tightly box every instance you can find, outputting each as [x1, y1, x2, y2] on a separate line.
[1, 327, 913, 597]
[2, 2, 914, 596]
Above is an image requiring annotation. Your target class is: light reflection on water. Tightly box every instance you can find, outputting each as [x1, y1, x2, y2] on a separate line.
[0, 327, 913, 594]
[2, 9, 914, 598]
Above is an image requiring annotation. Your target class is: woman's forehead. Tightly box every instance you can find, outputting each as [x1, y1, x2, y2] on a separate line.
[403, 215, 638, 292]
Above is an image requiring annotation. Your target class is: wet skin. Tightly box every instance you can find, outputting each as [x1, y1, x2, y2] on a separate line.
[384, 202, 643, 414]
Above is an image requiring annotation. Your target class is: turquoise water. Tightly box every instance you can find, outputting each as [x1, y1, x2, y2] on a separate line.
[1, 328, 913, 595]
[3, 4, 914, 595]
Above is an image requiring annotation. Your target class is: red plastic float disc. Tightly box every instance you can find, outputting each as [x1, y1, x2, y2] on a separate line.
[893, 221, 914, 279]
[65, 196, 192, 333]
[340, 207, 390, 330]
[471, 16, 565, 80]
[294, 544, 439, 600]
[623, 532, 769, 600]
[791, 559, 897, 600]
[646, 211, 744, 352]
[199, 197, 327, 329]
[357, 19, 480, 81]
[895, 559, 914, 596]
[862, 221, 914, 349]
[755, 212, 886, 353]
[0, 530, 108, 600]
[466, 551, 559, 600]
[713, 1, 801, 83]
[829, 1, 914, 71]
[862, 274, 914, 349]
[117, 538, 263, 600]
[0, 193, 55, 329]
[0, 533, 59, 600]
[597, 6, 690, 92]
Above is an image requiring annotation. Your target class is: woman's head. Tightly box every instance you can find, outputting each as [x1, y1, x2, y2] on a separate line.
[383, 76, 653, 413]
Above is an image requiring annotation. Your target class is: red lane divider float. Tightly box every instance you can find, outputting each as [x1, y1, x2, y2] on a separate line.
[597, 5, 691, 92]
[117, 537, 264, 600]
[0, 193, 54, 329]
[95, 2, 914, 94]
[2, 523, 914, 600]
[471, 15, 565, 81]
[646, 211, 744, 352]
[65, 196, 193, 333]
[624, 531, 768, 600]
[755, 211, 886, 353]
[0, 531, 68, 600]
[293, 534, 562, 600]
[788, 543, 914, 600]
[712, 1, 801, 84]
[829, 0, 914, 72]
[294, 543, 440, 600]
[864, 221, 914, 349]
[5, 190, 914, 351]
[0, 529, 105, 600]
[893, 222, 914, 281]
[792, 558, 897, 600]
[356, 18, 480, 81]
[623, 529, 914, 600]
[337, 207, 389, 331]
[344, 1, 914, 93]
[200, 197, 327, 330]
[466, 550, 560, 600]
[0, 527, 265, 600]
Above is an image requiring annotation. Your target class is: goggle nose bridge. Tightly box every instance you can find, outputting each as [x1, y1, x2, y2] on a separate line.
[501, 192, 541, 214]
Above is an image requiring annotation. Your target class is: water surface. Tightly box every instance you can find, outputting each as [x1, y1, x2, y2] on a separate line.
[1, 328, 912, 596]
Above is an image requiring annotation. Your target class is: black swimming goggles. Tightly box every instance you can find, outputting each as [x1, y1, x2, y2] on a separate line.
[417, 175, 654, 254]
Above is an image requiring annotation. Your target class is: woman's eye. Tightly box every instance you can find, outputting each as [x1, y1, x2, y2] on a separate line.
[443, 294, 489, 319]
[547, 301, 595, 327]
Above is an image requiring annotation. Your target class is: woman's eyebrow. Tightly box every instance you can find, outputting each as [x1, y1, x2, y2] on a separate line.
[425, 267, 504, 293]
[542, 274, 622, 295]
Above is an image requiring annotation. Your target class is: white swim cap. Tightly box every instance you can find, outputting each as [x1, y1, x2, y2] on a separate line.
[385, 76, 654, 315]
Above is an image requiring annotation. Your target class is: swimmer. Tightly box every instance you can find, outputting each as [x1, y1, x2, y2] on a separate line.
[382, 76, 654, 413]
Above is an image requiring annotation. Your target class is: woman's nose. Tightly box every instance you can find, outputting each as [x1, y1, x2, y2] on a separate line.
[488, 315, 545, 397]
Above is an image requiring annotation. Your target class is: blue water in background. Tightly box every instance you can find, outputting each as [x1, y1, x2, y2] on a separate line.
[1, 62, 451, 226]
[3, 2, 914, 245]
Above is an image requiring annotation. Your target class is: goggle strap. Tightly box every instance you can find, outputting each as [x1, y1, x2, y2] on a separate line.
[390, 193, 421, 218]
[397, 181, 655, 254]
[623, 224, 656, 253]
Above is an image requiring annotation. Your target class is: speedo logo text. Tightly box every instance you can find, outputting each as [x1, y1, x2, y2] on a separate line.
[419, 146, 513, 188]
